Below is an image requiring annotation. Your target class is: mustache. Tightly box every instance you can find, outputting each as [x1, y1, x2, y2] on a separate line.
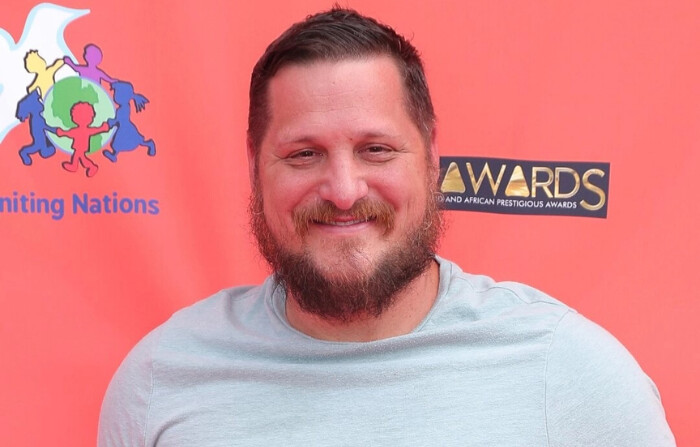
[293, 199, 395, 236]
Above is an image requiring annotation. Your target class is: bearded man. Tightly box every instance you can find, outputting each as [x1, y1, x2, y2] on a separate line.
[98, 8, 675, 446]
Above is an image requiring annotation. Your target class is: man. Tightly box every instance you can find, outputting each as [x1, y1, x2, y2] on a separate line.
[99, 8, 675, 446]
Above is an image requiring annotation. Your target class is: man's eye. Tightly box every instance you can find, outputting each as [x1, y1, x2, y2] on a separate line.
[291, 150, 316, 158]
[361, 145, 395, 161]
[285, 149, 321, 166]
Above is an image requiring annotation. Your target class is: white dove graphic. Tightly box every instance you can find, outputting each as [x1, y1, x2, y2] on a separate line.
[0, 3, 89, 144]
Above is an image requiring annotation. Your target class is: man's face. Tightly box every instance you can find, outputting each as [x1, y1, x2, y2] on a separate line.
[250, 56, 441, 320]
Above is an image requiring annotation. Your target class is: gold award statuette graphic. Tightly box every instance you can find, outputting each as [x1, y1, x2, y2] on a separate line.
[439, 156, 609, 218]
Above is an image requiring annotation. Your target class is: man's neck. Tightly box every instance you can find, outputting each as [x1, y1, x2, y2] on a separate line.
[284, 260, 440, 342]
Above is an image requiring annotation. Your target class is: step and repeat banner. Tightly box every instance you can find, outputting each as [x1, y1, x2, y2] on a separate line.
[1, 1, 697, 445]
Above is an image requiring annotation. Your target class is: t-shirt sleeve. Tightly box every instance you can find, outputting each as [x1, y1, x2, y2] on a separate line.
[97, 327, 163, 447]
[545, 311, 675, 446]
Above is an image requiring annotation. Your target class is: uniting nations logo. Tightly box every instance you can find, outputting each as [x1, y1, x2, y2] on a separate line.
[1, 3, 159, 220]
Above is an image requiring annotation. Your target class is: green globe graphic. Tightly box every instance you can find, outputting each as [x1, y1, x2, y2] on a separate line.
[44, 77, 116, 153]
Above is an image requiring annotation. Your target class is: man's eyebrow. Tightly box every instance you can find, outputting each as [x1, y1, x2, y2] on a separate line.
[277, 130, 401, 146]
[276, 135, 317, 146]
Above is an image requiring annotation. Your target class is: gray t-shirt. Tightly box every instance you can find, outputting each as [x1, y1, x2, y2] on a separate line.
[98, 257, 675, 446]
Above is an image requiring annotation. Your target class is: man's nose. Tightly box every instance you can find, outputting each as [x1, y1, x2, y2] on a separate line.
[318, 156, 369, 210]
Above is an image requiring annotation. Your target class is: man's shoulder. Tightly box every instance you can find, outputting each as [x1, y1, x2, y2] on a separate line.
[121, 279, 275, 364]
[544, 303, 675, 445]
[101, 279, 276, 396]
[97, 281, 273, 446]
[435, 256, 571, 320]
[166, 283, 261, 326]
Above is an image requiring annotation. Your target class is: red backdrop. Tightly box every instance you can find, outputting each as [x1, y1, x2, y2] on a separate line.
[1, 1, 697, 445]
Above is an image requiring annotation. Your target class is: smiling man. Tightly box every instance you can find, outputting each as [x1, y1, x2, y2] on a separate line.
[250, 55, 442, 341]
[98, 8, 674, 446]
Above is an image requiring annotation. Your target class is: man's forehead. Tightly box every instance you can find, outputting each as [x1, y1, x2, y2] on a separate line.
[267, 57, 406, 112]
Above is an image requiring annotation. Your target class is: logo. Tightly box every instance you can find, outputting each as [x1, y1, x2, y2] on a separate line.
[1, 3, 159, 221]
[1, 3, 87, 143]
[2, 3, 155, 177]
[439, 156, 610, 218]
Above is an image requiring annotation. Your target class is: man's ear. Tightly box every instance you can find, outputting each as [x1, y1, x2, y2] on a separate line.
[247, 135, 257, 190]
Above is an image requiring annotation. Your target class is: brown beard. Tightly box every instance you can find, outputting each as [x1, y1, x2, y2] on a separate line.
[249, 182, 443, 322]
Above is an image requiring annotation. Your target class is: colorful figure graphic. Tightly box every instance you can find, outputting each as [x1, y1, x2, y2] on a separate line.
[56, 101, 109, 177]
[0, 4, 88, 144]
[15, 89, 57, 165]
[63, 44, 116, 86]
[24, 50, 64, 98]
[104, 81, 155, 162]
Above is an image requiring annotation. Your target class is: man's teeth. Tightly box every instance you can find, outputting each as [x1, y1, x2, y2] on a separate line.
[330, 219, 364, 226]
[314, 217, 372, 226]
